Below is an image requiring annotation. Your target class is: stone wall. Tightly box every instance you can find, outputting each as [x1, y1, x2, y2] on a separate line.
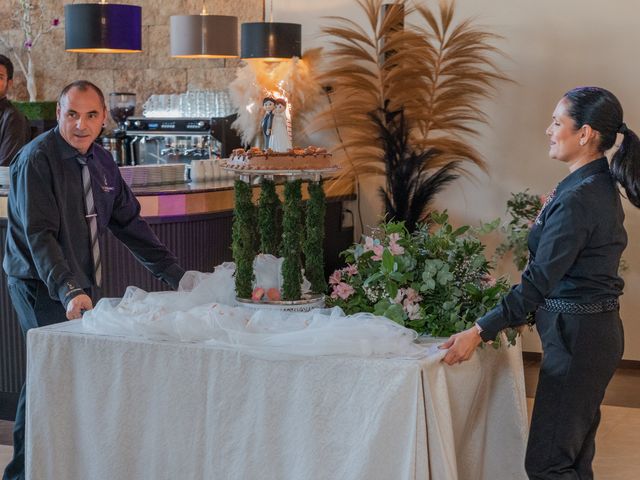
[0, 0, 262, 117]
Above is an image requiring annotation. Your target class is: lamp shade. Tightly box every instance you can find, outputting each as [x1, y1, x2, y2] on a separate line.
[170, 15, 239, 58]
[240, 22, 301, 60]
[64, 3, 142, 53]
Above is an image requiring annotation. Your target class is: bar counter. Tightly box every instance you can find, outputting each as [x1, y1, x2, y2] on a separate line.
[0, 177, 356, 420]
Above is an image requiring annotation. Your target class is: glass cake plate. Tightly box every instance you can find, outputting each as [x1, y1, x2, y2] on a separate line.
[221, 164, 339, 177]
[236, 294, 325, 312]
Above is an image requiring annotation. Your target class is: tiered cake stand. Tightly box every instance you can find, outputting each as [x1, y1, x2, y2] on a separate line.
[223, 164, 338, 312]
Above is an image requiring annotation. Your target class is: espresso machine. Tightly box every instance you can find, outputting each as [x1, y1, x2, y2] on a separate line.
[124, 115, 242, 165]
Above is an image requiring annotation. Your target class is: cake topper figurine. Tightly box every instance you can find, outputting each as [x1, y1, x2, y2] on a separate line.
[268, 98, 293, 152]
[261, 97, 276, 148]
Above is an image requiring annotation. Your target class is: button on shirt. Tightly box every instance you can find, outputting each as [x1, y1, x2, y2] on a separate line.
[477, 158, 627, 341]
[3, 127, 184, 306]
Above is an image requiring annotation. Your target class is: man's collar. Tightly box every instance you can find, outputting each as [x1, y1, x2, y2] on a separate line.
[556, 157, 609, 194]
[53, 126, 95, 160]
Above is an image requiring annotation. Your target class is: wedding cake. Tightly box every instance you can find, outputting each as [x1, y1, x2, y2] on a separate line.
[225, 146, 334, 171]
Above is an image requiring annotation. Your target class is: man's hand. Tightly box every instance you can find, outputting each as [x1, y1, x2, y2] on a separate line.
[439, 326, 483, 365]
[66, 294, 93, 320]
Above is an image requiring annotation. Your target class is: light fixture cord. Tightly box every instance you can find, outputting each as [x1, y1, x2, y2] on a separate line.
[269, 0, 273, 22]
[201, 0, 207, 15]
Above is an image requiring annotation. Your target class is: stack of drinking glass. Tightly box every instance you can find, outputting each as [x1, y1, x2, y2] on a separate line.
[142, 90, 235, 118]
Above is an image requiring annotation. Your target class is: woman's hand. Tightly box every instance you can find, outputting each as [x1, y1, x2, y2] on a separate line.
[439, 326, 483, 365]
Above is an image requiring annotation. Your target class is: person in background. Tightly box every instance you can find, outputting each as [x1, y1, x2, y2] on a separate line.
[440, 86, 638, 479]
[2, 80, 185, 480]
[0, 55, 30, 166]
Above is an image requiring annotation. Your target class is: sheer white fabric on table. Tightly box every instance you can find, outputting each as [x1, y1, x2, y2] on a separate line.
[82, 263, 430, 359]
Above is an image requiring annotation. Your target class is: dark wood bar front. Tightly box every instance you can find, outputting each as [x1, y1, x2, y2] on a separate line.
[0, 178, 355, 420]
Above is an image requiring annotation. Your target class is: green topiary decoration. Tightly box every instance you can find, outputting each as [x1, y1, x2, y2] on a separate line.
[281, 179, 303, 300]
[304, 180, 327, 294]
[232, 179, 256, 298]
[258, 178, 281, 255]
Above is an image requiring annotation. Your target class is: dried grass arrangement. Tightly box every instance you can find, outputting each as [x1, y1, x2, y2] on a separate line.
[312, 0, 509, 231]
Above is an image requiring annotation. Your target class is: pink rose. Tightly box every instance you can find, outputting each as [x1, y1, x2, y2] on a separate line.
[329, 270, 342, 286]
[388, 233, 405, 255]
[404, 302, 421, 320]
[331, 282, 355, 300]
[364, 236, 375, 251]
[343, 264, 358, 276]
[371, 244, 384, 261]
[404, 288, 421, 303]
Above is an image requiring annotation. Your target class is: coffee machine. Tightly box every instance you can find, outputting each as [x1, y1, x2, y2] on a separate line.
[124, 115, 242, 165]
[103, 92, 136, 165]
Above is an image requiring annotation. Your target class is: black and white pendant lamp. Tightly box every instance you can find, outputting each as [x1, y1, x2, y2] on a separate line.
[170, 1, 239, 59]
[240, 1, 301, 60]
[64, 1, 142, 53]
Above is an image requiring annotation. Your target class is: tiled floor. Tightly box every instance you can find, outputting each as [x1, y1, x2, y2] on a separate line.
[1, 362, 639, 478]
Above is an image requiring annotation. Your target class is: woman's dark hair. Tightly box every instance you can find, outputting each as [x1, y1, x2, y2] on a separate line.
[563, 86, 640, 208]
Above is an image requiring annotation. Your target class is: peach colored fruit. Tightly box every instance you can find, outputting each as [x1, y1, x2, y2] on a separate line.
[251, 287, 265, 301]
[266, 288, 281, 301]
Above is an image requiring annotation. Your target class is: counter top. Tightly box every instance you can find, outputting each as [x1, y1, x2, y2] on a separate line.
[0, 177, 355, 218]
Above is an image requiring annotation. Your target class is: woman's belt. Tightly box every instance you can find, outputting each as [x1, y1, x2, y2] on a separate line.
[541, 298, 619, 314]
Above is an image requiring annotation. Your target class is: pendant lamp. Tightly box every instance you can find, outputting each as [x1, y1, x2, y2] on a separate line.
[170, 2, 238, 59]
[240, 1, 301, 60]
[64, 1, 142, 53]
[241, 22, 301, 60]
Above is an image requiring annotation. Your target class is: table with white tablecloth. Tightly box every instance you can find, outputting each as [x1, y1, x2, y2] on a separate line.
[25, 321, 528, 480]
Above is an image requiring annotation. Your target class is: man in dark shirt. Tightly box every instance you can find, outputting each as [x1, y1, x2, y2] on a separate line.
[2, 80, 186, 480]
[0, 55, 30, 166]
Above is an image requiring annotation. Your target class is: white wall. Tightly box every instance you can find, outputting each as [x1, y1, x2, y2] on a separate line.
[275, 0, 640, 359]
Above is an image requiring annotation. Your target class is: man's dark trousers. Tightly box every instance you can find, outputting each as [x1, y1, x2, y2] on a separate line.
[525, 308, 624, 479]
[3, 278, 69, 480]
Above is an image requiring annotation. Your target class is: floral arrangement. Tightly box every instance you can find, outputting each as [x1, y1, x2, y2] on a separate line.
[327, 212, 518, 344]
[494, 190, 544, 271]
[0, 0, 59, 101]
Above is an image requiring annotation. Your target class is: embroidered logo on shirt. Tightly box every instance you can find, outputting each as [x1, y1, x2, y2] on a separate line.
[101, 174, 115, 193]
[534, 188, 557, 226]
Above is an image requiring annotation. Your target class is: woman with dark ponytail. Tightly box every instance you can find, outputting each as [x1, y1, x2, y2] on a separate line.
[440, 86, 635, 478]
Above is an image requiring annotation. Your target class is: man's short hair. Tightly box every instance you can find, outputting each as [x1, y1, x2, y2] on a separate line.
[58, 80, 106, 108]
[0, 54, 14, 80]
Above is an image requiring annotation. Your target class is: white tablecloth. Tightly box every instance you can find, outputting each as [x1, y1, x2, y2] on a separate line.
[26, 321, 528, 480]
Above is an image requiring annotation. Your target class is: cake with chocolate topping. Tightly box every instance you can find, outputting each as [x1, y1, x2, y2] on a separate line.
[225, 146, 334, 171]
